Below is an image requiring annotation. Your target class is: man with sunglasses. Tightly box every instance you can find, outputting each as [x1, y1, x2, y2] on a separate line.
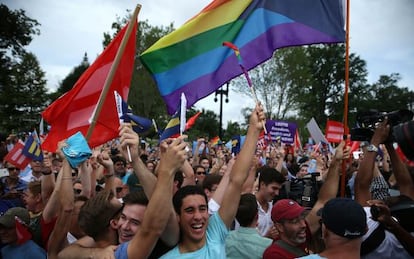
[1, 162, 28, 196]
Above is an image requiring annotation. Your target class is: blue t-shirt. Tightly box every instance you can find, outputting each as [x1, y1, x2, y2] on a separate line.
[159, 212, 229, 258]
[1, 240, 46, 258]
[299, 255, 327, 259]
[114, 241, 129, 259]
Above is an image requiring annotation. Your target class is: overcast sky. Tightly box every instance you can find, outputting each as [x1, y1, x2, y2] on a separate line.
[4, 0, 414, 125]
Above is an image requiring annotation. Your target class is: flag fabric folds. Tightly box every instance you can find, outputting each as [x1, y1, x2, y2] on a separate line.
[22, 131, 43, 161]
[114, 91, 152, 133]
[185, 111, 202, 131]
[141, 0, 345, 114]
[4, 141, 31, 170]
[160, 93, 187, 141]
[159, 112, 181, 142]
[41, 21, 138, 152]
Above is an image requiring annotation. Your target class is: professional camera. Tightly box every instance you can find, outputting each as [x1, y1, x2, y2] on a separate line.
[350, 109, 413, 142]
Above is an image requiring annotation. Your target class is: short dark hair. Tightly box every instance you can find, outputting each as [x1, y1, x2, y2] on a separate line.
[111, 155, 126, 166]
[236, 193, 258, 227]
[202, 174, 222, 191]
[78, 190, 121, 240]
[122, 190, 148, 206]
[258, 167, 285, 186]
[173, 185, 207, 215]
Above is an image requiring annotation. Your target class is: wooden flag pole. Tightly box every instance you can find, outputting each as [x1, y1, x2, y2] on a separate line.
[341, 0, 350, 197]
[86, 4, 141, 141]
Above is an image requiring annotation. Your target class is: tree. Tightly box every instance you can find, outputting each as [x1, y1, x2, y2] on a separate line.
[102, 15, 178, 139]
[0, 4, 46, 133]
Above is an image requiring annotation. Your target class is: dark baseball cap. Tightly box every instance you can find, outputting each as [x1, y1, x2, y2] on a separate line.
[318, 198, 367, 239]
[0, 207, 30, 228]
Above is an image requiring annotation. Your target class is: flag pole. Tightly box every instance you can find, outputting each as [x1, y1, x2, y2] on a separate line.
[86, 4, 141, 141]
[341, 0, 350, 197]
[223, 41, 268, 134]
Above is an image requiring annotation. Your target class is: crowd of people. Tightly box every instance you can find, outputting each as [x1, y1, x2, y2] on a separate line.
[0, 105, 413, 258]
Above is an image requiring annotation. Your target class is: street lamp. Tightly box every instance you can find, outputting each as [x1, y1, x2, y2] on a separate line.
[214, 83, 229, 139]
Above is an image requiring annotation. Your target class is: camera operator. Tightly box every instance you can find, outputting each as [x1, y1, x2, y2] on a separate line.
[355, 118, 414, 258]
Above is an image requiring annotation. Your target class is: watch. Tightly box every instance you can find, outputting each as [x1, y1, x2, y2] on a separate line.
[367, 144, 379, 153]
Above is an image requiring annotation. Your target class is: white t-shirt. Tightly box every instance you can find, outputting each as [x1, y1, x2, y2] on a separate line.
[362, 207, 413, 259]
[257, 201, 273, 236]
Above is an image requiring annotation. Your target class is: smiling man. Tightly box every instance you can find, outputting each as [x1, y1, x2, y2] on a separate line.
[159, 104, 266, 258]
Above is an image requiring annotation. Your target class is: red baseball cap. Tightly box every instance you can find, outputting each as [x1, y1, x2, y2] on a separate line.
[271, 199, 305, 222]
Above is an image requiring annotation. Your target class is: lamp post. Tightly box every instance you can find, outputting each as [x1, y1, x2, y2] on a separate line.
[214, 83, 229, 139]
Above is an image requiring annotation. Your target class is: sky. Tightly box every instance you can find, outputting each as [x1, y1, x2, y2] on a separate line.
[3, 0, 414, 126]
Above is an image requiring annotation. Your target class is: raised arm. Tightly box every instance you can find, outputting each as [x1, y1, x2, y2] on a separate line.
[355, 120, 390, 205]
[219, 104, 265, 227]
[385, 142, 414, 199]
[306, 140, 350, 234]
[119, 125, 180, 248]
[120, 126, 187, 258]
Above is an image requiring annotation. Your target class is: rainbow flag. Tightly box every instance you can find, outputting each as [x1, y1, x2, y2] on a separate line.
[141, 0, 345, 114]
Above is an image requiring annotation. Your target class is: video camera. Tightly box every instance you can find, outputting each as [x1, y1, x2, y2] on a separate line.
[351, 109, 414, 160]
[350, 109, 413, 142]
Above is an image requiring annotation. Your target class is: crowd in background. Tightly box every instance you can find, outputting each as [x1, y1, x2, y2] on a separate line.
[0, 107, 413, 258]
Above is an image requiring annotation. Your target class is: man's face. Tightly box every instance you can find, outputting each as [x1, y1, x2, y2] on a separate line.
[117, 204, 146, 243]
[297, 166, 308, 178]
[114, 161, 126, 176]
[23, 189, 39, 212]
[178, 194, 209, 245]
[260, 182, 282, 202]
[30, 160, 42, 174]
[0, 225, 17, 244]
[276, 214, 307, 246]
[6, 165, 20, 179]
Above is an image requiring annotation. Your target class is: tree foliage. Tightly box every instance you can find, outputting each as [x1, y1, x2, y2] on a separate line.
[0, 4, 47, 133]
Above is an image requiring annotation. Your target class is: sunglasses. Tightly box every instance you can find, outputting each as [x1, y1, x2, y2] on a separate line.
[116, 187, 123, 193]
[73, 188, 82, 195]
[196, 171, 206, 175]
[7, 167, 20, 171]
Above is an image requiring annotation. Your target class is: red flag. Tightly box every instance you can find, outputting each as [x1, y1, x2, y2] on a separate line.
[4, 141, 31, 170]
[294, 129, 302, 152]
[15, 216, 32, 245]
[41, 21, 138, 152]
[185, 111, 201, 131]
[325, 120, 347, 143]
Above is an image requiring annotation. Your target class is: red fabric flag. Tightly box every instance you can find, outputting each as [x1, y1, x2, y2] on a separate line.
[15, 216, 32, 245]
[4, 141, 31, 170]
[185, 111, 202, 131]
[294, 129, 303, 152]
[41, 21, 138, 152]
[325, 120, 347, 143]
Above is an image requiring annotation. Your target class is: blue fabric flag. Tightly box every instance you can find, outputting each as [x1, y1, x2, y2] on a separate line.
[22, 132, 43, 161]
[120, 99, 152, 133]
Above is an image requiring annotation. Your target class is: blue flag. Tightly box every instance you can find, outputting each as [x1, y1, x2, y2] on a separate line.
[115, 91, 152, 133]
[22, 131, 43, 161]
